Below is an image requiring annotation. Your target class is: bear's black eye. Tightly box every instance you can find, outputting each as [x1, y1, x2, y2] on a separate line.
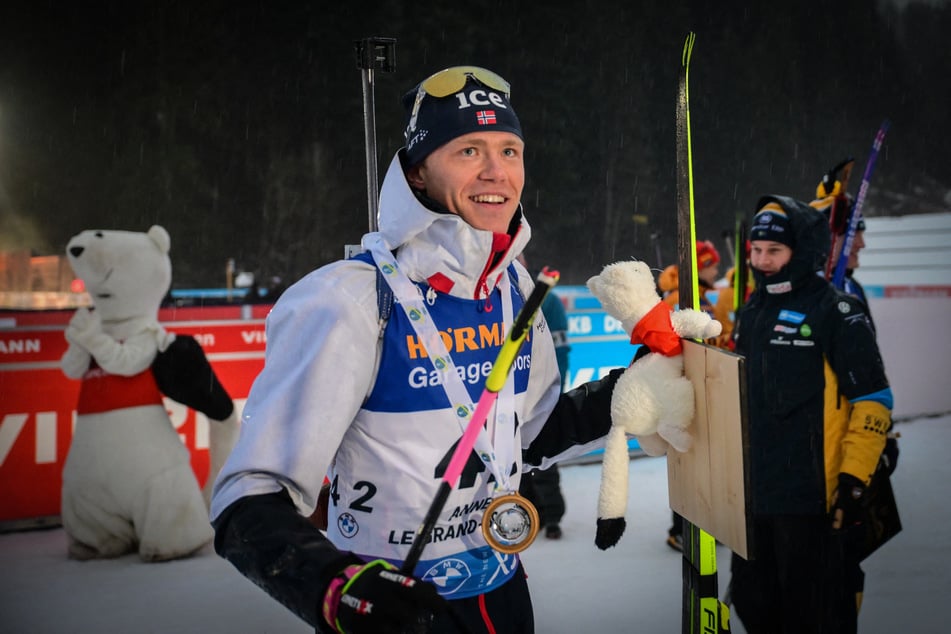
[94, 231, 104, 238]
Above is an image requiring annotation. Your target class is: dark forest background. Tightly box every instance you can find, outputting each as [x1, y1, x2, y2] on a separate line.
[1, 1, 949, 287]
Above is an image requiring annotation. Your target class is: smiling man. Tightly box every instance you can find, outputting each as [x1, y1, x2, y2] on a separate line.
[210, 67, 632, 634]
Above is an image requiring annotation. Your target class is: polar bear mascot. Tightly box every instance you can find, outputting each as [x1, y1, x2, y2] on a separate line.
[60, 225, 238, 561]
[586, 260, 722, 549]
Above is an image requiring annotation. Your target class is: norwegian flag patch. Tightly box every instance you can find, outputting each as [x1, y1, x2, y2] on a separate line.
[476, 110, 497, 125]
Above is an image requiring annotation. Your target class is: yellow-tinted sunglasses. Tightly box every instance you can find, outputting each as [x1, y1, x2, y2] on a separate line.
[406, 66, 511, 136]
[420, 66, 510, 98]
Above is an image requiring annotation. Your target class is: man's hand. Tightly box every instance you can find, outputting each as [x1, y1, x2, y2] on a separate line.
[831, 473, 867, 530]
[322, 559, 447, 633]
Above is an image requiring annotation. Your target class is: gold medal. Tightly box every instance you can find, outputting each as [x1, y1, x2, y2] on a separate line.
[481, 493, 540, 554]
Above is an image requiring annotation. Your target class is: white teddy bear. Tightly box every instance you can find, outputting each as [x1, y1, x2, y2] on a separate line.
[60, 225, 238, 561]
[586, 260, 722, 549]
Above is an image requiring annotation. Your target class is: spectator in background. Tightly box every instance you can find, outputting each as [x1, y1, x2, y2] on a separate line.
[809, 168, 872, 312]
[811, 168, 900, 616]
[658, 240, 721, 313]
[517, 254, 569, 540]
[711, 240, 753, 351]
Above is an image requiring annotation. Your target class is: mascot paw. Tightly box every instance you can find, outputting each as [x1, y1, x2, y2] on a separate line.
[635, 433, 670, 456]
[595, 517, 627, 550]
[671, 309, 722, 341]
[65, 307, 102, 346]
[659, 425, 693, 453]
[703, 320, 723, 339]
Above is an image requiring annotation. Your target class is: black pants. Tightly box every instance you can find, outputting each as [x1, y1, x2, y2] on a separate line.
[431, 562, 535, 633]
[729, 515, 857, 634]
[518, 466, 565, 528]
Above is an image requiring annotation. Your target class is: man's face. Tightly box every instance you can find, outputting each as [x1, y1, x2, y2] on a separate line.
[832, 230, 866, 269]
[750, 240, 793, 276]
[407, 131, 525, 234]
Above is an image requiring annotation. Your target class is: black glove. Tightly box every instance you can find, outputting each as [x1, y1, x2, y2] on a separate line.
[322, 559, 447, 634]
[882, 435, 900, 476]
[831, 473, 866, 530]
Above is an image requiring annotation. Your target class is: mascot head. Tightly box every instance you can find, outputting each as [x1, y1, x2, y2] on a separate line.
[66, 225, 172, 322]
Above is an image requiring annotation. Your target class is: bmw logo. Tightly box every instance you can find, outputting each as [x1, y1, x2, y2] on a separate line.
[337, 513, 359, 538]
[422, 558, 471, 595]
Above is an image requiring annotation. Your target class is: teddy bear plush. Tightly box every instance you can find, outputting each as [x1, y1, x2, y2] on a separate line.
[60, 225, 238, 561]
[586, 260, 722, 549]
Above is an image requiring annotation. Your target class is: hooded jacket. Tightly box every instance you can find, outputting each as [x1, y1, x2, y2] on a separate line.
[735, 195, 892, 516]
[209, 152, 621, 627]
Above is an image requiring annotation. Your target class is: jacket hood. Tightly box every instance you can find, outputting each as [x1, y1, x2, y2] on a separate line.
[751, 194, 830, 293]
[361, 151, 531, 300]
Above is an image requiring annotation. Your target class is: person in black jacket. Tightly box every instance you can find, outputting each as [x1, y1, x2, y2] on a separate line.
[517, 265, 570, 540]
[728, 195, 893, 634]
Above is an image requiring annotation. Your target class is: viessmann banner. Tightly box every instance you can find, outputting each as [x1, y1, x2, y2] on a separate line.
[0, 305, 270, 525]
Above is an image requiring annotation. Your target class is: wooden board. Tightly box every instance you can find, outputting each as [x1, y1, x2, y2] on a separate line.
[667, 340, 752, 558]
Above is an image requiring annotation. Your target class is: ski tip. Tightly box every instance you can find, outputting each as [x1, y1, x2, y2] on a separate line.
[682, 31, 696, 66]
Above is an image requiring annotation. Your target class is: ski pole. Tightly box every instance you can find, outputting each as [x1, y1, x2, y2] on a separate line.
[400, 267, 560, 575]
[734, 218, 749, 313]
[354, 37, 396, 233]
[721, 229, 735, 267]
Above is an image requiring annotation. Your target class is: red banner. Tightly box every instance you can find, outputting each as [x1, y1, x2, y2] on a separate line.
[0, 305, 268, 524]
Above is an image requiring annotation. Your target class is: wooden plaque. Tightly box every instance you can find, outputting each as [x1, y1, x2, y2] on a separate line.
[667, 340, 752, 559]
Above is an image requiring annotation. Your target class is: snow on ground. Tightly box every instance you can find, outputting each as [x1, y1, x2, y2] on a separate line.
[1, 414, 947, 634]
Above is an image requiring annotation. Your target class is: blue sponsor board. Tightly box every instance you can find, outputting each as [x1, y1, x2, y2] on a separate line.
[555, 286, 643, 455]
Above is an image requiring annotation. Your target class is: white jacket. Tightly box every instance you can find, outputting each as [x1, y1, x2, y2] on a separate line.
[212, 153, 586, 598]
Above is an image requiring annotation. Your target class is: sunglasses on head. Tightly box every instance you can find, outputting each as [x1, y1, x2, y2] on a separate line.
[406, 66, 511, 136]
[420, 66, 510, 98]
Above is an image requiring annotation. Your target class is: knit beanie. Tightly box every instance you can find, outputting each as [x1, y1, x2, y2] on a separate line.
[402, 67, 523, 166]
[697, 240, 720, 270]
[750, 202, 796, 247]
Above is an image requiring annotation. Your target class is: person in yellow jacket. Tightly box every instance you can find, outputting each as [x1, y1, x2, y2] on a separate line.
[728, 195, 892, 634]
[809, 161, 901, 616]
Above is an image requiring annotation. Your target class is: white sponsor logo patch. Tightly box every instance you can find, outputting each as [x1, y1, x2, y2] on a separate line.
[766, 281, 792, 294]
